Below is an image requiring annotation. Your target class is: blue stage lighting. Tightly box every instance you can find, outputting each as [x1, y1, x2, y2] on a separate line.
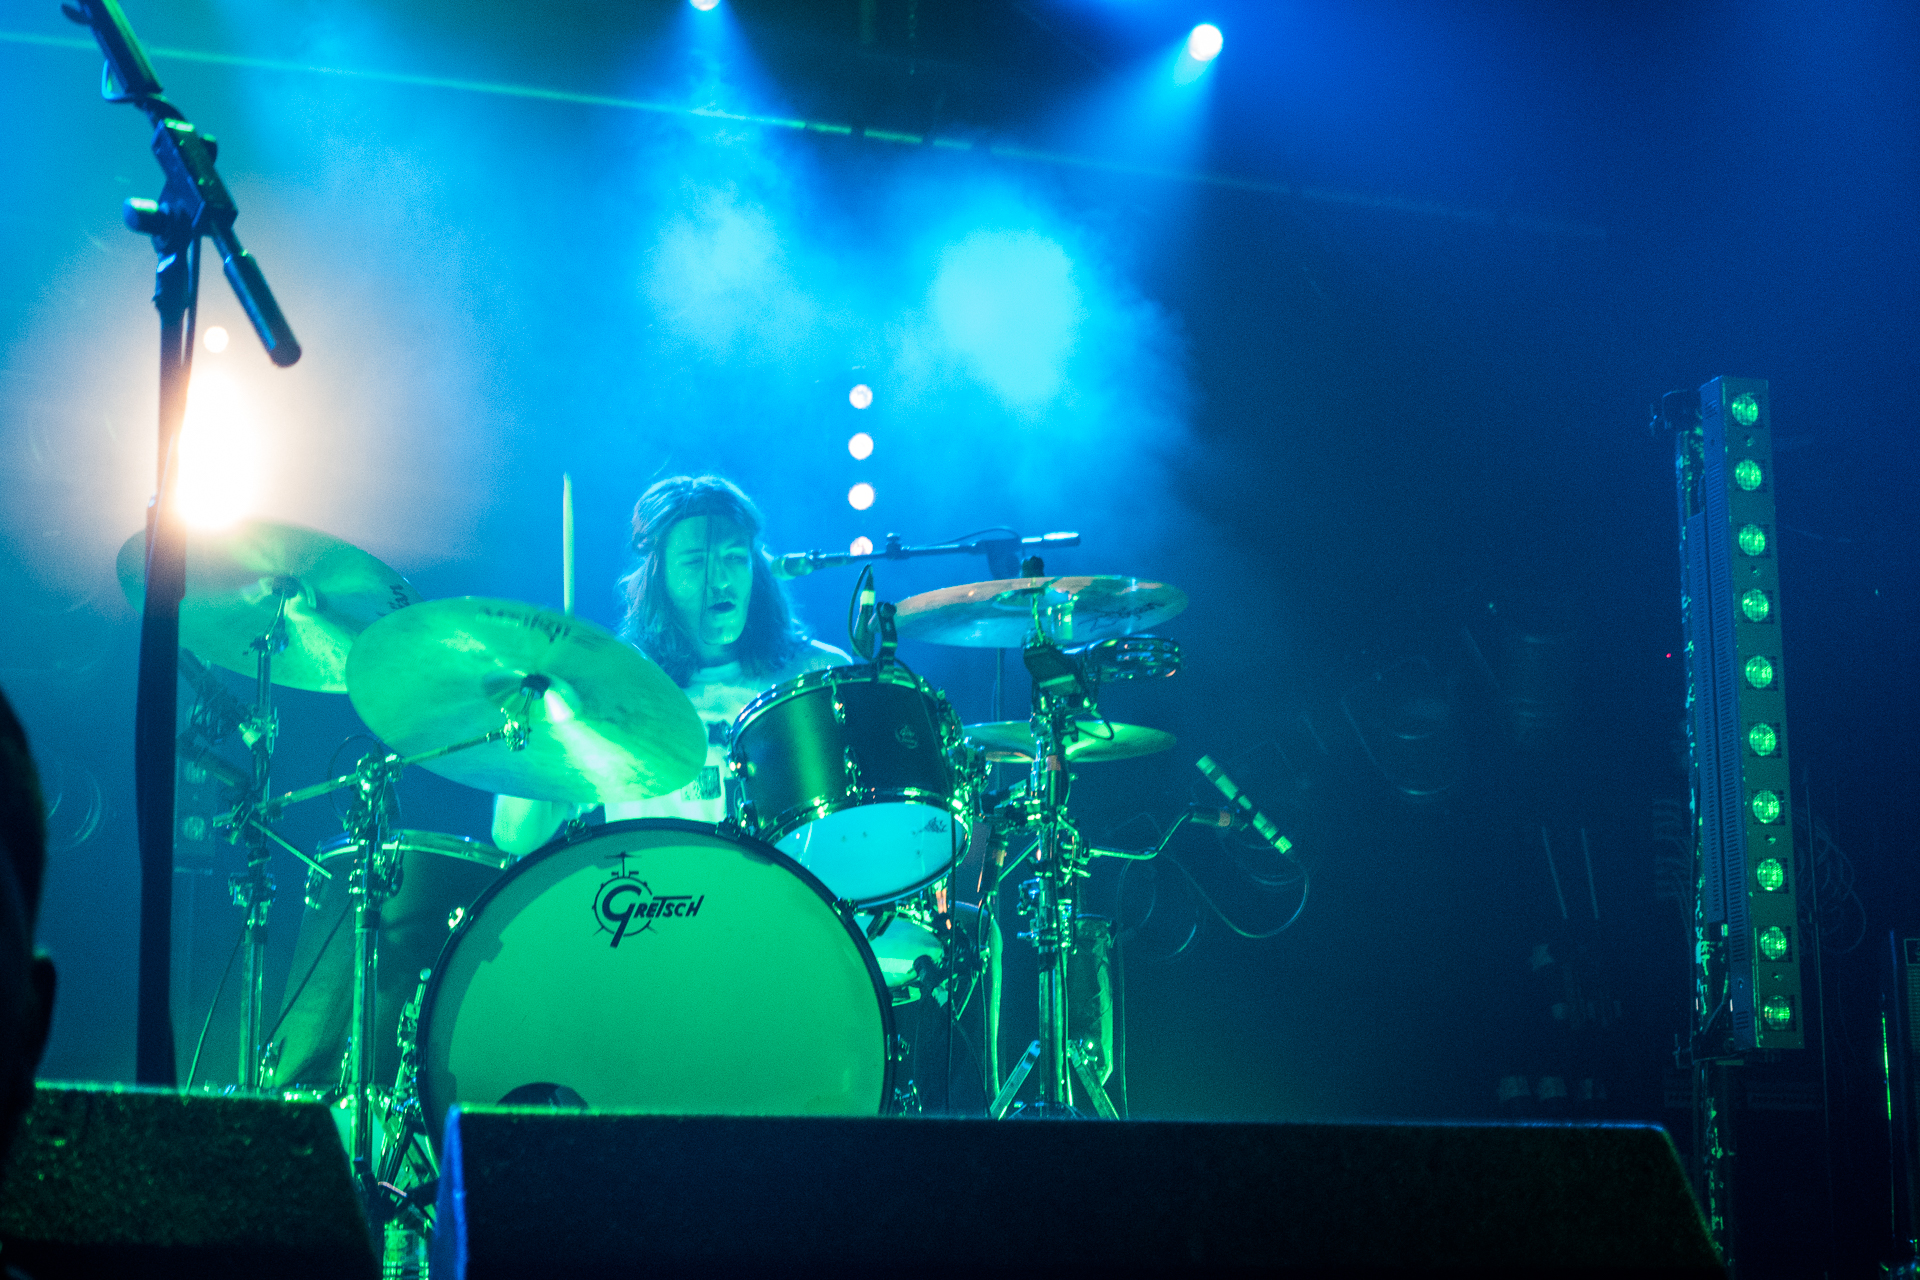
[690, 0, 719, 10]
[1186, 24, 1223, 62]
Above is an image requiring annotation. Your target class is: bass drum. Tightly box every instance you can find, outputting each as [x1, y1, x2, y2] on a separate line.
[416, 820, 895, 1141]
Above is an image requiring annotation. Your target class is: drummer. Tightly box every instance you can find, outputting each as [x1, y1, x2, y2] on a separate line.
[493, 475, 846, 854]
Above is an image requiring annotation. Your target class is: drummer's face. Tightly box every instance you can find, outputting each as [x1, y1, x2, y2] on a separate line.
[661, 515, 753, 662]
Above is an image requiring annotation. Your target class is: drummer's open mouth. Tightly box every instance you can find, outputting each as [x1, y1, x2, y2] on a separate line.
[708, 601, 737, 615]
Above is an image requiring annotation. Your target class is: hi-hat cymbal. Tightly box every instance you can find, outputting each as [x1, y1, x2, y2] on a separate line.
[345, 597, 704, 805]
[894, 576, 1186, 649]
[116, 521, 422, 692]
[964, 719, 1175, 764]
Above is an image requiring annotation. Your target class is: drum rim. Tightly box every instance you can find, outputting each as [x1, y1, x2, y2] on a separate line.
[751, 789, 968, 906]
[410, 817, 899, 1142]
[731, 661, 943, 734]
[315, 827, 509, 864]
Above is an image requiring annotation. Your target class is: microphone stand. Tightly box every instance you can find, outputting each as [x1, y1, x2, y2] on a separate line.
[63, 0, 301, 1086]
[781, 530, 1080, 581]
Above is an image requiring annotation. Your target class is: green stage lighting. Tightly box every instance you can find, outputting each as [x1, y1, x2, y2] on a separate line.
[1738, 523, 1768, 556]
[1748, 722, 1778, 756]
[1758, 926, 1791, 961]
[1731, 393, 1760, 427]
[1755, 857, 1785, 892]
[1734, 458, 1764, 491]
[1751, 790, 1782, 824]
[1761, 995, 1794, 1030]
[1740, 589, 1771, 622]
[1744, 655, 1775, 688]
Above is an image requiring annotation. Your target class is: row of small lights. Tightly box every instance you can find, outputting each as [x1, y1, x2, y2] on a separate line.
[846, 384, 876, 556]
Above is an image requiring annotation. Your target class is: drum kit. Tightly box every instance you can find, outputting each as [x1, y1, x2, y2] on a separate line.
[123, 517, 1191, 1230]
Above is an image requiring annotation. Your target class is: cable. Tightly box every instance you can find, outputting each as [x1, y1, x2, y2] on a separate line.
[185, 923, 245, 1087]
[1166, 853, 1312, 940]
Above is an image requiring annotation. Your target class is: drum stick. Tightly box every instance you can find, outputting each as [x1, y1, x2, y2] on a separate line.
[562, 472, 575, 615]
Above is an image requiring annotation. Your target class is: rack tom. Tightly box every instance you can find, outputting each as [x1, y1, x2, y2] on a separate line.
[730, 665, 973, 904]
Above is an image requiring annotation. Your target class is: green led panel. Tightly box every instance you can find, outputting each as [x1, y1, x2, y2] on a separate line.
[1744, 655, 1775, 688]
[1761, 995, 1794, 1030]
[1758, 926, 1790, 961]
[1731, 392, 1761, 427]
[1733, 458, 1764, 491]
[1751, 790, 1782, 824]
[1755, 857, 1786, 892]
[1737, 523, 1768, 556]
[1748, 722, 1778, 756]
[1740, 589, 1771, 622]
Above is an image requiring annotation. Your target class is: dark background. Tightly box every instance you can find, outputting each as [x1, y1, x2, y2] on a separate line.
[1, 1, 1914, 1272]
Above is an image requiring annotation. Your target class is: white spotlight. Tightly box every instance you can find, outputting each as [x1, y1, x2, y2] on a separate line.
[689, 0, 719, 9]
[176, 368, 264, 529]
[202, 325, 229, 354]
[1187, 23, 1223, 62]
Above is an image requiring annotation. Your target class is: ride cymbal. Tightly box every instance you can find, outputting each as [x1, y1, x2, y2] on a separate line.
[116, 521, 421, 692]
[963, 719, 1175, 764]
[345, 597, 704, 804]
[894, 576, 1186, 649]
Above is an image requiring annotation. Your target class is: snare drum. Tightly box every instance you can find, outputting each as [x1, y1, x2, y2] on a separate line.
[730, 665, 973, 904]
[415, 820, 895, 1139]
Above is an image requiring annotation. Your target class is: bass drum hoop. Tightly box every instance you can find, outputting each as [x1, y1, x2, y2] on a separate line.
[411, 818, 899, 1146]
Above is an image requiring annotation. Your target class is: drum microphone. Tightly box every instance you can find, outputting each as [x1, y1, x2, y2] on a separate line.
[179, 649, 252, 740]
[1185, 805, 1246, 831]
[1193, 756, 1294, 856]
[769, 552, 816, 581]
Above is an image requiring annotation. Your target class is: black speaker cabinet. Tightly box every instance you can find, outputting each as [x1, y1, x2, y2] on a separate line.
[435, 1110, 1720, 1277]
[0, 1082, 376, 1279]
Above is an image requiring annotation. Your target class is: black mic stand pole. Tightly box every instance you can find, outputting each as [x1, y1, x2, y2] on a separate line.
[63, 0, 301, 1086]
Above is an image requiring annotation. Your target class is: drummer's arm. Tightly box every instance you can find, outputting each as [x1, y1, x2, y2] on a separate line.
[491, 795, 581, 856]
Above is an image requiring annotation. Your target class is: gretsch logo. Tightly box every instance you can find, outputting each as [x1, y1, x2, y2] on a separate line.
[592, 851, 704, 947]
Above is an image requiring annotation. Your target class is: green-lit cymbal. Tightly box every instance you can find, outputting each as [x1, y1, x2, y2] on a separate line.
[963, 719, 1175, 764]
[116, 520, 421, 692]
[345, 597, 704, 804]
[894, 575, 1187, 649]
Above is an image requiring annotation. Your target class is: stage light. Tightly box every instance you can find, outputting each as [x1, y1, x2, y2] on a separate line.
[1755, 857, 1785, 892]
[1744, 654, 1775, 689]
[689, 0, 719, 10]
[1731, 392, 1760, 427]
[1740, 589, 1771, 623]
[1186, 24, 1223, 62]
[176, 369, 263, 529]
[849, 384, 873, 409]
[849, 536, 873, 556]
[203, 325, 229, 353]
[1761, 995, 1794, 1030]
[1750, 789, 1782, 825]
[1733, 458, 1764, 491]
[1748, 722, 1778, 756]
[847, 432, 874, 460]
[1738, 523, 1768, 556]
[848, 482, 875, 511]
[1758, 926, 1791, 962]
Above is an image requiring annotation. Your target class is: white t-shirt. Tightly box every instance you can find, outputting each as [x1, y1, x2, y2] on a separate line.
[604, 639, 846, 826]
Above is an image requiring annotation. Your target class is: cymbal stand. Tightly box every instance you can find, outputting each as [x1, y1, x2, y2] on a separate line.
[232, 588, 289, 1089]
[990, 631, 1100, 1118]
[261, 722, 521, 1209]
[340, 747, 405, 1202]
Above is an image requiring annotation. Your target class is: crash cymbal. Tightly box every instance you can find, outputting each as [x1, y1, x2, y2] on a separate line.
[117, 521, 421, 692]
[345, 597, 704, 805]
[894, 576, 1187, 649]
[963, 719, 1175, 764]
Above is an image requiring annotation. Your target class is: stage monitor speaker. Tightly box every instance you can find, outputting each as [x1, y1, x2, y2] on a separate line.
[434, 1110, 1721, 1277]
[0, 1082, 376, 1279]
